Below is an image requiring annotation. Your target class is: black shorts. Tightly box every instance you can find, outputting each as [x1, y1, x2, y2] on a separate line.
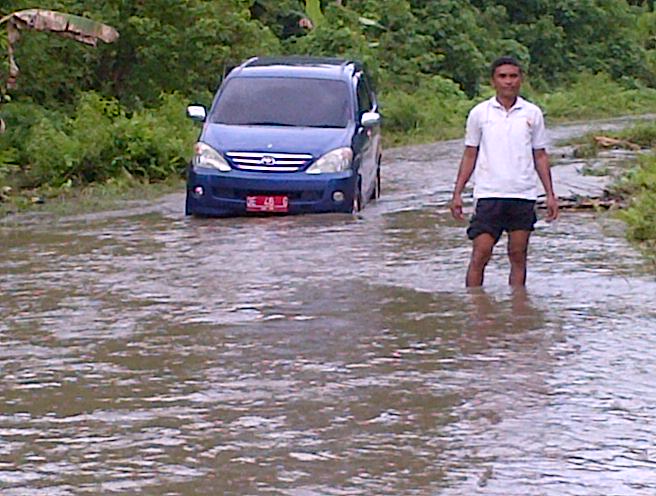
[467, 198, 537, 243]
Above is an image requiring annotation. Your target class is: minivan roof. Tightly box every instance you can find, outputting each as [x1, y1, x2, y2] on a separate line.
[227, 56, 363, 81]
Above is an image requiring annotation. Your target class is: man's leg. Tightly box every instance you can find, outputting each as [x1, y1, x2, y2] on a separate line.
[507, 230, 531, 286]
[466, 233, 496, 287]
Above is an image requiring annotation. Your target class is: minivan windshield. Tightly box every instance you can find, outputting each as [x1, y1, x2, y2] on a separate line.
[210, 77, 351, 128]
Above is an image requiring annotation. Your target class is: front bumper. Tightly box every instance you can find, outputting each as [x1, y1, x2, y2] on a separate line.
[185, 166, 357, 216]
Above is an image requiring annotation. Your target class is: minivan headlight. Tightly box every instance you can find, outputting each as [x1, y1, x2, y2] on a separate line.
[192, 142, 231, 172]
[306, 147, 353, 174]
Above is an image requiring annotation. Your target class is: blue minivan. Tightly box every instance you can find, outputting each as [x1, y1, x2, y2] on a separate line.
[185, 56, 382, 216]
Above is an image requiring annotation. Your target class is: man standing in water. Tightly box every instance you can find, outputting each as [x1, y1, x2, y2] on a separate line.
[450, 56, 559, 287]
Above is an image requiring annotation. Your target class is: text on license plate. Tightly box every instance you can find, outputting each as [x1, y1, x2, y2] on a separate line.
[246, 195, 289, 212]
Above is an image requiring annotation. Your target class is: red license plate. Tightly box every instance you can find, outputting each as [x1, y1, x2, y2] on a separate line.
[246, 195, 289, 213]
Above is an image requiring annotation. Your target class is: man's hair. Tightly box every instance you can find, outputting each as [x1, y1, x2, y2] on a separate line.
[490, 56, 522, 77]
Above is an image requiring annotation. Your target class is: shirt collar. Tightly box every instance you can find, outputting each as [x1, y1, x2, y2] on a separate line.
[489, 95, 525, 111]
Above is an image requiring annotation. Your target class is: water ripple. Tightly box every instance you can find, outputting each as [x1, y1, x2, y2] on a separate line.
[1, 119, 656, 494]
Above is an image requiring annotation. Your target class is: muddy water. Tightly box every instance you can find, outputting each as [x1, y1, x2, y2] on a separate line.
[1, 118, 655, 495]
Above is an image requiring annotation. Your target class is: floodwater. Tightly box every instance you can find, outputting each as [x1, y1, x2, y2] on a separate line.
[1, 118, 655, 495]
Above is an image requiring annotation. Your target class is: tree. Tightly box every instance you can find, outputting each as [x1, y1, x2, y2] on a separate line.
[0, 9, 118, 131]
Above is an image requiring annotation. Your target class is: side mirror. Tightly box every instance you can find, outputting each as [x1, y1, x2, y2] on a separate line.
[186, 104, 207, 122]
[361, 111, 381, 128]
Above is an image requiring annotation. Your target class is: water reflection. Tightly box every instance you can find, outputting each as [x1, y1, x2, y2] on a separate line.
[466, 287, 545, 335]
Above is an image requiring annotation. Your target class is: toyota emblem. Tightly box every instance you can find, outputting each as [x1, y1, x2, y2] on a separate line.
[260, 156, 276, 166]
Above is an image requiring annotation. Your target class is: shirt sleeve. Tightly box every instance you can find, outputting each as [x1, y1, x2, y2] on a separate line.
[464, 105, 482, 147]
[531, 108, 548, 150]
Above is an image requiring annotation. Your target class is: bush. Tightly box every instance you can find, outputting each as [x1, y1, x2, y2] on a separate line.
[4, 92, 198, 189]
[110, 93, 199, 181]
[0, 101, 65, 189]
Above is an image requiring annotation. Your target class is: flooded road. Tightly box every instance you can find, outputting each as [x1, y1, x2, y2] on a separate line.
[2, 118, 656, 495]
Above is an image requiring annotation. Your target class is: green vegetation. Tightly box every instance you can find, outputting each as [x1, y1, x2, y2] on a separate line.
[617, 151, 656, 261]
[0, 91, 197, 213]
[565, 120, 656, 256]
[2, 0, 656, 253]
[609, 122, 656, 253]
[536, 73, 656, 122]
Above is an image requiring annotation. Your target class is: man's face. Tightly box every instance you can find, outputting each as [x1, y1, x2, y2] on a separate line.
[491, 64, 522, 100]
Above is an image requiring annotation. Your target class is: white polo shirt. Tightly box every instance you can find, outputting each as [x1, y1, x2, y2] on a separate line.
[464, 96, 548, 200]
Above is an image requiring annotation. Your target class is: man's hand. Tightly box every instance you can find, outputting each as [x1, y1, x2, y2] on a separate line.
[450, 193, 465, 221]
[452, 147, 478, 221]
[545, 194, 559, 221]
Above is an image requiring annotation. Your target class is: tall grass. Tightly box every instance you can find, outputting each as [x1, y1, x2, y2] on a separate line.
[536, 73, 656, 121]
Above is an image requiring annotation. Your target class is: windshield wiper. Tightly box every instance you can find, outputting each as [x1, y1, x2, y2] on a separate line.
[243, 121, 297, 127]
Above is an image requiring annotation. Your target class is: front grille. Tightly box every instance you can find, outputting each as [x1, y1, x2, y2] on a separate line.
[225, 151, 314, 172]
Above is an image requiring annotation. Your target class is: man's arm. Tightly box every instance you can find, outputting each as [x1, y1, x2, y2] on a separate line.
[533, 148, 559, 221]
[450, 145, 479, 221]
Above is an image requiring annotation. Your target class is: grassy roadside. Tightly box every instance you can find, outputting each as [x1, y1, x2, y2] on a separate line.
[604, 124, 656, 263]
[564, 120, 656, 263]
[0, 174, 185, 219]
[617, 151, 656, 265]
